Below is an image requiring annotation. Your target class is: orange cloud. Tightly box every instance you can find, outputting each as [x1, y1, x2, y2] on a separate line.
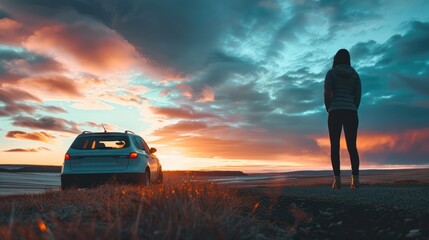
[0, 18, 29, 44]
[6, 131, 55, 143]
[152, 121, 321, 160]
[315, 128, 429, 155]
[153, 121, 208, 136]
[24, 21, 139, 75]
[0, 87, 41, 103]
[0, 18, 22, 31]
[17, 75, 82, 97]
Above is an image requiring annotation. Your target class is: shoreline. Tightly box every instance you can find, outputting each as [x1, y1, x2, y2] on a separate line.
[1, 168, 429, 196]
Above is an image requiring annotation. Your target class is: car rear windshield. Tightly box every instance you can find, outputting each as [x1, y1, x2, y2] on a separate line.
[70, 135, 130, 150]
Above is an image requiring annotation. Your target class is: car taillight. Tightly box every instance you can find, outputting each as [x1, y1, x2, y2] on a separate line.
[65, 153, 71, 161]
[129, 152, 138, 159]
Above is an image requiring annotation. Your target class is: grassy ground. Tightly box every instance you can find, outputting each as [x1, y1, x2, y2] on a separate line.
[1, 171, 428, 239]
[0, 178, 287, 240]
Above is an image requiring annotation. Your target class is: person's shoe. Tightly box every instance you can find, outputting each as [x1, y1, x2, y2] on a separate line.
[332, 176, 341, 189]
[351, 175, 360, 189]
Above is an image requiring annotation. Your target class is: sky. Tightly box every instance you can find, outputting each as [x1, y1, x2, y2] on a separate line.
[0, 0, 429, 173]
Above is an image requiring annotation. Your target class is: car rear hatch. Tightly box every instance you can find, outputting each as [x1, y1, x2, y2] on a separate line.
[67, 135, 131, 172]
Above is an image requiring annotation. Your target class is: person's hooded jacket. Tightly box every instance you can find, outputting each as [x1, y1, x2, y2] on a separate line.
[324, 64, 361, 112]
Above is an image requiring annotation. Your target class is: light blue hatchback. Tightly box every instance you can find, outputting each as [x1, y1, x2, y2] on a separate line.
[61, 130, 162, 190]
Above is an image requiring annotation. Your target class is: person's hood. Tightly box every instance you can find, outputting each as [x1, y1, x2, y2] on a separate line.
[332, 64, 357, 78]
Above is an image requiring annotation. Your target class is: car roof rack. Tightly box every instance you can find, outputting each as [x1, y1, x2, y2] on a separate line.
[82, 131, 92, 134]
[125, 130, 135, 134]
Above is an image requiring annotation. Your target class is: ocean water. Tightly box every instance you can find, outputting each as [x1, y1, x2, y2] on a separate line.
[0, 172, 60, 196]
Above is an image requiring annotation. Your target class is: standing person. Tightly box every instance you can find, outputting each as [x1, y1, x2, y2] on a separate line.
[324, 49, 362, 189]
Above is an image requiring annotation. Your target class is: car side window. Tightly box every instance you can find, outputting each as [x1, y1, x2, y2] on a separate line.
[132, 136, 144, 151]
[140, 137, 150, 153]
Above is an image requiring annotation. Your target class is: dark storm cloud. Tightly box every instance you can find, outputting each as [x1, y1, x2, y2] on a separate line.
[0, 0, 284, 75]
[268, 0, 382, 57]
[337, 20, 429, 165]
[188, 52, 262, 96]
[1, 0, 233, 74]
[219, 67, 327, 135]
[349, 21, 429, 133]
[351, 21, 429, 69]
[1, 0, 383, 76]
[12, 116, 80, 133]
[317, 0, 381, 25]
[275, 68, 325, 114]
[351, 21, 429, 68]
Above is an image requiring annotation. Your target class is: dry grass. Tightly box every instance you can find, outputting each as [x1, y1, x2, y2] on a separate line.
[0, 177, 287, 240]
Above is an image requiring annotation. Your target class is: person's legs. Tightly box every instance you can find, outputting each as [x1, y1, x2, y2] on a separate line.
[328, 111, 342, 177]
[344, 111, 360, 176]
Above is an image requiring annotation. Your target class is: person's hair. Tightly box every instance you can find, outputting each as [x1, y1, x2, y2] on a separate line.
[333, 49, 351, 68]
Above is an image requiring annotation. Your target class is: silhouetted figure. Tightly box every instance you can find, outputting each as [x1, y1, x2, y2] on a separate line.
[324, 49, 361, 189]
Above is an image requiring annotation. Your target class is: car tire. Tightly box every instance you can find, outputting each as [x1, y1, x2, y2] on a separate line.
[140, 169, 150, 187]
[157, 167, 163, 184]
[61, 181, 73, 190]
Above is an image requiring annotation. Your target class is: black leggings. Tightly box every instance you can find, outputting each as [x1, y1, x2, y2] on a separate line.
[328, 110, 360, 176]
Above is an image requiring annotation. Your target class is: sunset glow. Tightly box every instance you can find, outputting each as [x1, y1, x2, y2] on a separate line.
[1, 1, 429, 172]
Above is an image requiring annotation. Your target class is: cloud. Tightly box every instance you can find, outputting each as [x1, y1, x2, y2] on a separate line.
[23, 21, 140, 75]
[3, 147, 51, 152]
[99, 0, 238, 75]
[152, 121, 321, 160]
[0, 17, 30, 45]
[0, 86, 40, 104]
[150, 105, 220, 120]
[12, 116, 80, 134]
[0, 45, 65, 84]
[6, 131, 55, 143]
[0, 83, 69, 117]
[0, 86, 41, 117]
[99, 91, 147, 107]
[347, 21, 429, 133]
[316, 128, 429, 165]
[17, 75, 82, 97]
[196, 86, 215, 102]
[1, 1, 428, 168]
[1, 0, 283, 76]
[152, 121, 208, 136]
[41, 105, 67, 113]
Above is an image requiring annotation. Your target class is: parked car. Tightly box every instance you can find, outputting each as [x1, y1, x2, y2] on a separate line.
[61, 130, 163, 190]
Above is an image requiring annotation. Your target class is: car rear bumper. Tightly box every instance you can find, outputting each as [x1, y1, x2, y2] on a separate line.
[61, 173, 143, 188]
